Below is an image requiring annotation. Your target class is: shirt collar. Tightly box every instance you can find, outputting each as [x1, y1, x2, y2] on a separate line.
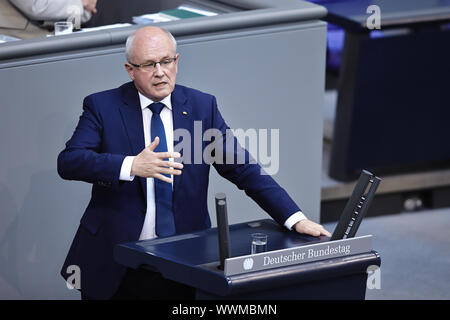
[138, 92, 173, 111]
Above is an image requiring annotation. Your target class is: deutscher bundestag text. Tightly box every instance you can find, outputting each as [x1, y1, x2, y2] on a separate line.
[263, 244, 351, 266]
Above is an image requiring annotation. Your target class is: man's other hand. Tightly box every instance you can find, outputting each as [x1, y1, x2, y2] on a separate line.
[294, 219, 331, 237]
[131, 137, 183, 183]
[82, 0, 98, 14]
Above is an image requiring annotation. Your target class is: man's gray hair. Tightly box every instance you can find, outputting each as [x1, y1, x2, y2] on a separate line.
[125, 28, 177, 63]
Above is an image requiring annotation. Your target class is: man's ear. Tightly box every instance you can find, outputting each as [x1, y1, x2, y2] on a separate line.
[124, 63, 135, 80]
[174, 53, 179, 74]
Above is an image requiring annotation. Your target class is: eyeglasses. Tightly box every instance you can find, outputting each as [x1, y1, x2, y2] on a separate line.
[128, 56, 177, 72]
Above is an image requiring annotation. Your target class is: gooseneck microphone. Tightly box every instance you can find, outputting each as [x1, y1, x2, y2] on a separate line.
[215, 192, 231, 270]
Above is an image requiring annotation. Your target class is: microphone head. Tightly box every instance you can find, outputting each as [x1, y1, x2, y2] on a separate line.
[215, 192, 226, 201]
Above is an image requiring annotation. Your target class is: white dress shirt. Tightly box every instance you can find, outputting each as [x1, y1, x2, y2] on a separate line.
[119, 93, 173, 240]
[120, 92, 306, 240]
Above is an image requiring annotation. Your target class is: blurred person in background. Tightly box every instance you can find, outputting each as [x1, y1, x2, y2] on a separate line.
[0, 0, 97, 40]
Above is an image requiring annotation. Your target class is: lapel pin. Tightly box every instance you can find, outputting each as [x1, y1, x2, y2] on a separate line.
[182, 111, 188, 115]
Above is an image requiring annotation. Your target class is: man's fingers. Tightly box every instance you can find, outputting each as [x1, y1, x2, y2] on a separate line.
[157, 151, 181, 159]
[321, 227, 332, 237]
[158, 167, 182, 176]
[295, 220, 330, 237]
[305, 226, 320, 237]
[161, 160, 183, 170]
[154, 173, 173, 184]
[148, 137, 160, 151]
[311, 222, 331, 237]
[308, 223, 330, 237]
[145, 140, 181, 159]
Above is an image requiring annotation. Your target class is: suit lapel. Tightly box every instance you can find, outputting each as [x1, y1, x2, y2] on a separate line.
[118, 82, 147, 199]
[171, 85, 192, 194]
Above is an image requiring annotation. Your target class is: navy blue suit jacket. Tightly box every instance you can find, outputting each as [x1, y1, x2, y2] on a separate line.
[58, 82, 300, 299]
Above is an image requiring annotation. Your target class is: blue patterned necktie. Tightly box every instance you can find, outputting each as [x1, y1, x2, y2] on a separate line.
[149, 102, 176, 237]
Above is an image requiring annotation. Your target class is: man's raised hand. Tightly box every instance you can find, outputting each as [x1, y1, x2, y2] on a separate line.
[130, 137, 183, 183]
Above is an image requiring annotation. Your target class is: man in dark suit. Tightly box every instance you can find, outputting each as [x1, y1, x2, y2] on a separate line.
[58, 26, 331, 300]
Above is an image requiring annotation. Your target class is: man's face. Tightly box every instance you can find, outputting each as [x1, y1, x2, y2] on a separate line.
[125, 30, 178, 101]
